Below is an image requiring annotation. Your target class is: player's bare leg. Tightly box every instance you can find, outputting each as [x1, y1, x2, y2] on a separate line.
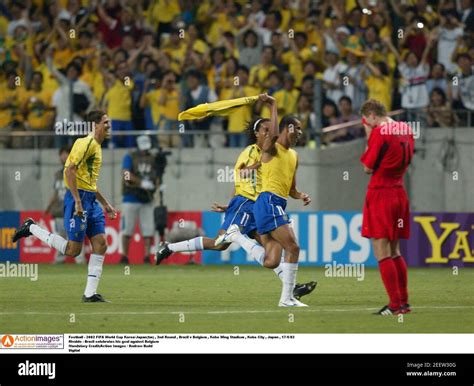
[390, 240, 410, 313]
[82, 233, 109, 303]
[372, 238, 403, 315]
[217, 225, 316, 300]
[269, 224, 307, 307]
[154, 231, 230, 265]
[257, 233, 282, 268]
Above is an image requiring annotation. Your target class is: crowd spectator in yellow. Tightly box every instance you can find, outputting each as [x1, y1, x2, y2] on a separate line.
[103, 60, 134, 148]
[249, 46, 277, 89]
[273, 74, 299, 117]
[0, 71, 22, 148]
[220, 65, 259, 147]
[21, 71, 55, 148]
[153, 71, 180, 148]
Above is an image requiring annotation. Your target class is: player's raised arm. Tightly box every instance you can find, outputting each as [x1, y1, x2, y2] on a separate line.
[259, 94, 278, 154]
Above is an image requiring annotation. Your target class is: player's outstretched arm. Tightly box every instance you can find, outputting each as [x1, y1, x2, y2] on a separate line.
[96, 189, 117, 219]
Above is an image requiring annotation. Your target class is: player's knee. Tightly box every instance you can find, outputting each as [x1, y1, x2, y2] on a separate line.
[95, 243, 107, 255]
[93, 237, 108, 255]
[287, 243, 300, 258]
[263, 258, 279, 269]
[66, 242, 82, 257]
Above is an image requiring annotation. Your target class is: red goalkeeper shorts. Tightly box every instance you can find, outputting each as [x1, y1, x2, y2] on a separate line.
[362, 186, 410, 240]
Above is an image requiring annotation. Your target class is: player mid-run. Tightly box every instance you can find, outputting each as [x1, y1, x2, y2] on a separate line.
[154, 95, 316, 300]
[218, 94, 312, 307]
[359, 99, 414, 316]
[12, 110, 117, 303]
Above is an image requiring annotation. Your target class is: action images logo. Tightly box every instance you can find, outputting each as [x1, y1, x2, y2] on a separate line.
[0, 334, 64, 349]
[1, 335, 15, 347]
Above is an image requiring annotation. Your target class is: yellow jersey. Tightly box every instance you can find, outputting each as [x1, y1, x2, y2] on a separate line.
[20, 88, 54, 129]
[366, 75, 392, 112]
[234, 144, 262, 201]
[220, 85, 260, 133]
[104, 79, 133, 121]
[274, 88, 299, 117]
[64, 134, 102, 192]
[0, 86, 23, 128]
[249, 64, 278, 88]
[261, 142, 297, 199]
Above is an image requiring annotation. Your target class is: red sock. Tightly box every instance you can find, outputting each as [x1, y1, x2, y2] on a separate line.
[393, 256, 408, 304]
[378, 257, 401, 309]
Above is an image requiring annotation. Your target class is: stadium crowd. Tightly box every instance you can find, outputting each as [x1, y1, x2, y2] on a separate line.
[0, 0, 473, 149]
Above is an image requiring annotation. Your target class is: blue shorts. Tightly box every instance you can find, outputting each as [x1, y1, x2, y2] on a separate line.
[64, 189, 106, 242]
[253, 192, 290, 235]
[220, 195, 257, 236]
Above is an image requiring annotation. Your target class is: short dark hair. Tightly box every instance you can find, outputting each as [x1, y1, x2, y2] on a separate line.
[59, 144, 71, 155]
[269, 10, 282, 25]
[6, 70, 18, 79]
[86, 110, 107, 124]
[360, 99, 387, 117]
[66, 61, 82, 75]
[79, 30, 92, 39]
[237, 65, 249, 75]
[262, 45, 275, 57]
[339, 96, 352, 105]
[430, 87, 447, 104]
[456, 52, 471, 62]
[186, 69, 202, 79]
[294, 32, 308, 41]
[279, 115, 300, 133]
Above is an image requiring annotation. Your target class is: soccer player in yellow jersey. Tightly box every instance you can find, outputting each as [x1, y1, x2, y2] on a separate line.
[218, 95, 312, 307]
[13, 111, 118, 303]
[154, 117, 268, 264]
[155, 95, 316, 301]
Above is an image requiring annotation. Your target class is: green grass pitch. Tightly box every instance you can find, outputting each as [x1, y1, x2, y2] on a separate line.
[0, 265, 473, 333]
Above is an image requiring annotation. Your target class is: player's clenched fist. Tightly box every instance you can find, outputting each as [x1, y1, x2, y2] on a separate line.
[301, 193, 311, 206]
[258, 93, 275, 105]
[74, 201, 84, 217]
[105, 204, 118, 219]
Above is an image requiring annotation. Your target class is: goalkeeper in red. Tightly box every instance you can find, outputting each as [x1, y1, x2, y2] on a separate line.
[359, 99, 414, 316]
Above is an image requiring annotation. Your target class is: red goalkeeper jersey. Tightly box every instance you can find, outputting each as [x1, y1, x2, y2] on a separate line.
[360, 120, 415, 188]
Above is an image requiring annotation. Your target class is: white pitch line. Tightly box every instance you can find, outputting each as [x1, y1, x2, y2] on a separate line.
[0, 305, 473, 316]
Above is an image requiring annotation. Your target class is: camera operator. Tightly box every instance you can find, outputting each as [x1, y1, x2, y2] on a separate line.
[121, 135, 165, 264]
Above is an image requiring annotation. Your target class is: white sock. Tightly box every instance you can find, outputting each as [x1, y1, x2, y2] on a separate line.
[30, 224, 68, 254]
[168, 237, 203, 252]
[273, 265, 283, 281]
[231, 232, 265, 265]
[273, 250, 285, 281]
[84, 254, 104, 297]
[280, 262, 298, 303]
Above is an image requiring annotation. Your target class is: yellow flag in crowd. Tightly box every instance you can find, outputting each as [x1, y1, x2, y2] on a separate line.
[178, 95, 259, 121]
